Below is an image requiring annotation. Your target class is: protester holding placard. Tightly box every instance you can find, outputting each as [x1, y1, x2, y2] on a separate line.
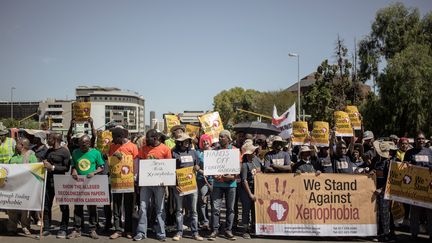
[108, 127, 138, 240]
[362, 130, 378, 166]
[135, 129, 172, 242]
[396, 137, 409, 162]
[42, 133, 71, 238]
[171, 133, 204, 241]
[314, 146, 334, 173]
[329, 130, 356, 174]
[68, 135, 105, 239]
[165, 125, 186, 149]
[239, 143, 262, 239]
[404, 132, 432, 241]
[263, 136, 291, 173]
[209, 130, 237, 241]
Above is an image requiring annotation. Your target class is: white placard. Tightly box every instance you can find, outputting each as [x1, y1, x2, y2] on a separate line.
[139, 159, 176, 186]
[54, 175, 110, 205]
[203, 149, 241, 176]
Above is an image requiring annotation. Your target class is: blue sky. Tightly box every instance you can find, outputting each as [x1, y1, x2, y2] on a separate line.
[1, 0, 431, 125]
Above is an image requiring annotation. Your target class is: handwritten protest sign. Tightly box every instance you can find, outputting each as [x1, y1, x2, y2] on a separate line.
[311, 121, 329, 147]
[108, 154, 134, 193]
[164, 114, 180, 134]
[345, 106, 362, 130]
[139, 159, 176, 186]
[0, 163, 46, 211]
[255, 173, 377, 236]
[54, 175, 110, 206]
[73, 102, 91, 122]
[384, 161, 432, 209]
[334, 111, 353, 137]
[176, 166, 197, 196]
[199, 112, 224, 143]
[203, 149, 240, 176]
[292, 121, 309, 146]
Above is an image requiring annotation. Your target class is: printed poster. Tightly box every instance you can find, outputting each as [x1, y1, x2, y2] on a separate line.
[108, 154, 134, 193]
[73, 102, 91, 122]
[176, 166, 197, 196]
[198, 112, 224, 143]
[345, 106, 362, 130]
[334, 111, 353, 137]
[255, 173, 377, 236]
[311, 121, 330, 147]
[164, 114, 180, 134]
[292, 121, 309, 146]
[0, 163, 46, 211]
[384, 161, 432, 209]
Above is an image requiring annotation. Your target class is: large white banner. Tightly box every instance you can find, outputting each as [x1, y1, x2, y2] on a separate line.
[54, 175, 110, 206]
[203, 149, 240, 176]
[0, 163, 46, 211]
[139, 159, 176, 186]
[272, 103, 296, 139]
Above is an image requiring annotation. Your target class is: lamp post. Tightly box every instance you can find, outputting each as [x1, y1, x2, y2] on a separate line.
[288, 53, 300, 120]
[10, 87, 16, 120]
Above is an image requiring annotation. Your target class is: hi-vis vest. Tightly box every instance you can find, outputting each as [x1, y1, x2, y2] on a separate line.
[0, 137, 16, 163]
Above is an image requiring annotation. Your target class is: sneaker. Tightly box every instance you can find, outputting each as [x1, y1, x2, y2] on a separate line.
[158, 237, 167, 242]
[56, 230, 67, 239]
[172, 233, 182, 241]
[242, 233, 251, 239]
[110, 231, 122, 239]
[42, 230, 51, 237]
[67, 230, 81, 239]
[193, 234, 204, 241]
[90, 230, 99, 239]
[22, 227, 31, 235]
[208, 231, 217, 241]
[225, 231, 236, 241]
[133, 233, 146, 241]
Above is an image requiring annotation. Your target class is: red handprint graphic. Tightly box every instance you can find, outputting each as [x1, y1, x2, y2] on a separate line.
[258, 178, 294, 222]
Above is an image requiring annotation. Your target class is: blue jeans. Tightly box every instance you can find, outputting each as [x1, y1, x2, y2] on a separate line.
[174, 189, 199, 235]
[211, 187, 236, 232]
[136, 186, 166, 239]
[240, 186, 254, 228]
[197, 180, 210, 226]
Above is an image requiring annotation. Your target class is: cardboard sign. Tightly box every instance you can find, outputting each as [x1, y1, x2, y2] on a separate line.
[384, 162, 432, 209]
[73, 102, 91, 122]
[311, 121, 330, 147]
[176, 166, 197, 196]
[0, 163, 46, 211]
[292, 121, 309, 146]
[255, 173, 377, 236]
[345, 106, 362, 130]
[334, 111, 353, 137]
[199, 112, 224, 143]
[108, 154, 134, 193]
[203, 149, 240, 176]
[54, 175, 110, 205]
[164, 114, 180, 134]
[139, 159, 176, 186]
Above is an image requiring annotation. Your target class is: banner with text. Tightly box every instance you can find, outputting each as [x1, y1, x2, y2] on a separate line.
[203, 149, 240, 176]
[199, 112, 224, 143]
[0, 163, 45, 211]
[255, 173, 377, 236]
[139, 159, 176, 186]
[292, 121, 309, 146]
[311, 121, 329, 147]
[54, 175, 110, 205]
[334, 111, 353, 137]
[176, 166, 197, 196]
[384, 162, 432, 209]
[345, 106, 362, 130]
[108, 154, 134, 193]
[73, 102, 91, 122]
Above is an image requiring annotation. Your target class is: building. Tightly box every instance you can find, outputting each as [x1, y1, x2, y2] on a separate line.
[286, 72, 317, 94]
[178, 111, 205, 126]
[38, 99, 73, 131]
[150, 111, 156, 129]
[75, 86, 145, 134]
[0, 101, 39, 121]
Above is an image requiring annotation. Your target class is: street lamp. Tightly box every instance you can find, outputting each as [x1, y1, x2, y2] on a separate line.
[288, 53, 300, 120]
[10, 87, 16, 120]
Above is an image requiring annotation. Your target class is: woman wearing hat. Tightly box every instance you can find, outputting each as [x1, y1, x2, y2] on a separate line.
[239, 143, 262, 239]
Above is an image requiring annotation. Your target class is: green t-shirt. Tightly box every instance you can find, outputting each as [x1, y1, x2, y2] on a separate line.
[9, 153, 38, 164]
[72, 148, 105, 175]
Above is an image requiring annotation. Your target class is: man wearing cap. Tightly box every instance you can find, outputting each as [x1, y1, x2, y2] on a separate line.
[263, 136, 291, 173]
[171, 133, 203, 241]
[165, 125, 186, 149]
[292, 146, 317, 173]
[404, 132, 432, 241]
[0, 127, 15, 163]
[363, 131, 378, 166]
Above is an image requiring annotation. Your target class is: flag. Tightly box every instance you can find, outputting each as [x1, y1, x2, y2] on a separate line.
[272, 103, 296, 139]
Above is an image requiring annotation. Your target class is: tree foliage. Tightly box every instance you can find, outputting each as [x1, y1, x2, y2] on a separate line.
[0, 118, 40, 129]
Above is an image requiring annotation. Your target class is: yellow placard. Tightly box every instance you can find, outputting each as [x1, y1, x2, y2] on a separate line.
[255, 173, 377, 236]
[108, 154, 134, 193]
[164, 114, 180, 134]
[334, 111, 353, 137]
[198, 112, 224, 143]
[176, 166, 197, 196]
[384, 162, 432, 209]
[292, 121, 308, 146]
[345, 106, 362, 130]
[73, 102, 91, 122]
[96, 130, 112, 155]
[186, 124, 201, 139]
[311, 121, 329, 147]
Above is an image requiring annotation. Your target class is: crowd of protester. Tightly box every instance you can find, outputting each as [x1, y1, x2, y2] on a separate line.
[0, 118, 431, 242]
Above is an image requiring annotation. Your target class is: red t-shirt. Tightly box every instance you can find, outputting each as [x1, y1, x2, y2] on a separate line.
[108, 141, 139, 159]
[139, 143, 172, 159]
